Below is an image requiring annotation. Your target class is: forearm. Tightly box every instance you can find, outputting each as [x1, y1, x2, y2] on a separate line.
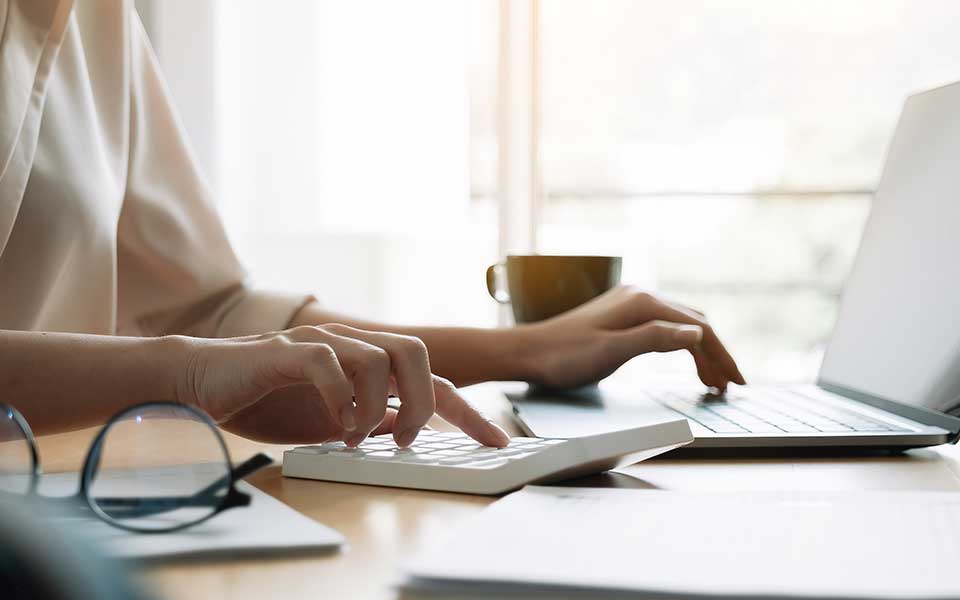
[0, 330, 188, 436]
[289, 303, 536, 387]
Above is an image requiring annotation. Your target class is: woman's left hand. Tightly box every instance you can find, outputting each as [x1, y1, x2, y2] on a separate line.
[515, 286, 746, 392]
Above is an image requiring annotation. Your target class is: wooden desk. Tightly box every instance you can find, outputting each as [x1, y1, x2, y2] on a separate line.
[34, 384, 960, 600]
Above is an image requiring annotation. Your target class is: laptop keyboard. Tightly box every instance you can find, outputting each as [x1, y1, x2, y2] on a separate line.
[657, 389, 910, 434]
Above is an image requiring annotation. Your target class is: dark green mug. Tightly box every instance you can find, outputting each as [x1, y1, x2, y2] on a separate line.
[486, 255, 622, 323]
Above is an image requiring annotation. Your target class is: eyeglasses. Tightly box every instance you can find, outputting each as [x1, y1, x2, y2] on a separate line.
[0, 402, 272, 533]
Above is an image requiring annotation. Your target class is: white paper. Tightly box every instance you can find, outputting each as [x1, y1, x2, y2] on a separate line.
[407, 486, 960, 599]
[35, 470, 344, 560]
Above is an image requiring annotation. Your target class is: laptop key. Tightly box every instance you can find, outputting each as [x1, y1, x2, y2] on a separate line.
[849, 424, 894, 432]
[811, 423, 856, 432]
[706, 422, 748, 433]
[738, 423, 784, 434]
[777, 423, 819, 433]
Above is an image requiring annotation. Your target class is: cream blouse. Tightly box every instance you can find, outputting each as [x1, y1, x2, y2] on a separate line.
[0, 0, 311, 337]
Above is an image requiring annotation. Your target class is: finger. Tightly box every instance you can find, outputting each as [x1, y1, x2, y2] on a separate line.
[607, 320, 704, 357]
[647, 299, 746, 385]
[282, 327, 394, 443]
[609, 291, 744, 385]
[332, 339, 392, 445]
[667, 300, 706, 320]
[329, 406, 422, 441]
[370, 408, 399, 436]
[654, 304, 731, 390]
[607, 319, 729, 391]
[611, 320, 726, 390]
[320, 325, 436, 448]
[691, 347, 729, 392]
[267, 340, 357, 432]
[432, 377, 509, 448]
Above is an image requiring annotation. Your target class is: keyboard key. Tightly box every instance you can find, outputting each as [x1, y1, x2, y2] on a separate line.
[467, 452, 499, 461]
[739, 423, 785, 434]
[706, 422, 748, 433]
[811, 423, 855, 432]
[507, 452, 539, 460]
[364, 451, 400, 460]
[360, 443, 395, 451]
[292, 446, 329, 454]
[424, 442, 463, 449]
[777, 423, 819, 433]
[463, 458, 508, 469]
[328, 449, 366, 458]
[850, 425, 892, 432]
[400, 454, 441, 464]
[693, 417, 735, 428]
[431, 450, 469, 457]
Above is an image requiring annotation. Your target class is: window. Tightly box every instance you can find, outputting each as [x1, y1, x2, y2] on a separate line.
[140, 0, 500, 328]
[533, 0, 960, 383]
[140, 0, 960, 383]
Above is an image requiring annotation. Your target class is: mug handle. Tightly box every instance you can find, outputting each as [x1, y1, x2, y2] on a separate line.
[485, 263, 511, 304]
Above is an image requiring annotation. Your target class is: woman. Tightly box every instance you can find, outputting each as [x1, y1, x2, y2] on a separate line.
[0, 0, 743, 448]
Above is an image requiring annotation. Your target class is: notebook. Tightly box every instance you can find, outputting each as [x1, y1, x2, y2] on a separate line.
[405, 486, 960, 599]
[37, 471, 344, 560]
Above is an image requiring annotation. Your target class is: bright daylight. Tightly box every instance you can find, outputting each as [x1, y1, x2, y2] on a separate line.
[1, 1, 959, 599]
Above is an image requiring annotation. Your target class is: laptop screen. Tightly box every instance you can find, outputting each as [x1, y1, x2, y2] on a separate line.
[819, 82, 960, 415]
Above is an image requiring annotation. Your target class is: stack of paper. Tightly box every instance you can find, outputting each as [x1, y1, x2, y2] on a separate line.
[405, 486, 960, 598]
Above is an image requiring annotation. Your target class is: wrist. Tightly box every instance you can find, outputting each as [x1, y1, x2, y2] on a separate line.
[498, 323, 544, 383]
[153, 334, 203, 408]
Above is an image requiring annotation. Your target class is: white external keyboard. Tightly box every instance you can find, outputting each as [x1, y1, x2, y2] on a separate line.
[282, 419, 693, 495]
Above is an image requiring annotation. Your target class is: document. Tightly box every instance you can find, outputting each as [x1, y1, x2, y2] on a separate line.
[38, 471, 344, 560]
[406, 486, 960, 599]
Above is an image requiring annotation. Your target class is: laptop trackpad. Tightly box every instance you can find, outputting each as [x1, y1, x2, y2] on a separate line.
[507, 386, 685, 438]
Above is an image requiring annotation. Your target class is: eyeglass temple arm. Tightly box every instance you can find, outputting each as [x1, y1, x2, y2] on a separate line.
[190, 452, 273, 500]
[92, 453, 274, 517]
[232, 452, 274, 480]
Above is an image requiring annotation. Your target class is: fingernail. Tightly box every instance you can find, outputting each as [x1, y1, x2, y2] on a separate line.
[345, 432, 367, 447]
[395, 427, 419, 448]
[486, 420, 511, 447]
[674, 325, 703, 345]
[340, 406, 357, 432]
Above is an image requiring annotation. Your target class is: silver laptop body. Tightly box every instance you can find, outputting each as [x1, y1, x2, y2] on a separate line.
[510, 81, 960, 451]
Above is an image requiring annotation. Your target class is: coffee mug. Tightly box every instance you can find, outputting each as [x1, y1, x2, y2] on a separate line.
[486, 255, 622, 323]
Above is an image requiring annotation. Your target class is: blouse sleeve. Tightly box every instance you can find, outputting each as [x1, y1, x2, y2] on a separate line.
[116, 9, 313, 338]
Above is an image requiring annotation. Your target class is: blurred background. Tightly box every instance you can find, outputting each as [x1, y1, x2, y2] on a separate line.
[134, 0, 960, 385]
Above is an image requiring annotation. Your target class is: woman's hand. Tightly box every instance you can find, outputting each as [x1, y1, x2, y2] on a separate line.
[175, 324, 510, 447]
[516, 286, 746, 392]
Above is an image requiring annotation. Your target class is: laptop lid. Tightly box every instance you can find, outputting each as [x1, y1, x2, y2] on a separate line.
[819, 81, 960, 423]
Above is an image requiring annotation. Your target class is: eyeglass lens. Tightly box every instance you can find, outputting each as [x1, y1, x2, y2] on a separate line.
[0, 406, 34, 495]
[86, 404, 232, 531]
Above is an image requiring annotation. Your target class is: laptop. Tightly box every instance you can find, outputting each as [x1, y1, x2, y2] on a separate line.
[510, 80, 960, 452]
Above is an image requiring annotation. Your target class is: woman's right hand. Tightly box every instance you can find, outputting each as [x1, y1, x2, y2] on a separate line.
[174, 324, 510, 448]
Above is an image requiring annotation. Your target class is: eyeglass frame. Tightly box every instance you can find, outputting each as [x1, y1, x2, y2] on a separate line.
[0, 401, 273, 534]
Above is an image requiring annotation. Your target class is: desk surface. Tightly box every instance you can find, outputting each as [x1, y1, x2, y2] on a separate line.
[35, 384, 960, 600]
